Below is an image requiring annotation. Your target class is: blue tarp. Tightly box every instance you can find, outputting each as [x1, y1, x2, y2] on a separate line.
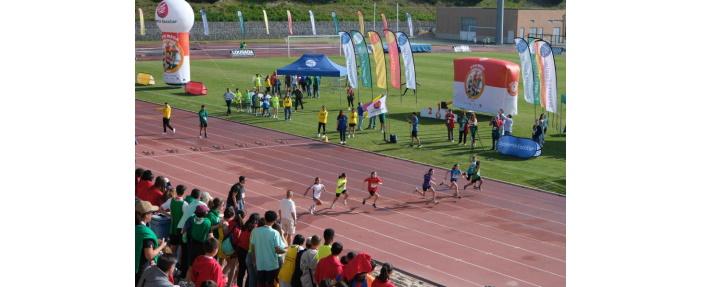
[382, 43, 432, 53]
[276, 54, 347, 77]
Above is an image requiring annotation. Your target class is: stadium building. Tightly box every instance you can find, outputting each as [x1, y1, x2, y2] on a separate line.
[435, 7, 565, 45]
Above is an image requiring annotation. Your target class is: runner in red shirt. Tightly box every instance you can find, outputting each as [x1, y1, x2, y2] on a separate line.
[362, 171, 383, 208]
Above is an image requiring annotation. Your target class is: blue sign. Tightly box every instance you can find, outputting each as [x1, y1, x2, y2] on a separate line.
[496, 135, 542, 159]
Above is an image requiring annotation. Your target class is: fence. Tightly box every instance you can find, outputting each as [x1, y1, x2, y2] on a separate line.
[135, 20, 435, 41]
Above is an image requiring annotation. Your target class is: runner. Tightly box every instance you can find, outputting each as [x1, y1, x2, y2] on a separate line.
[463, 160, 483, 191]
[362, 171, 383, 208]
[463, 155, 478, 182]
[330, 173, 349, 209]
[443, 164, 462, 198]
[198, 105, 208, 139]
[415, 168, 438, 204]
[303, 177, 327, 215]
[408, 112, 422, 148]
[160, 102, 175, 134]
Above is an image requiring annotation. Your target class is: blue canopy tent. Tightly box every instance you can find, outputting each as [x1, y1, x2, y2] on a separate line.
[276, 54, 348, 105]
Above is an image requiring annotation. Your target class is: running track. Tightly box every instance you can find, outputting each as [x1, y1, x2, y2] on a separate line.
[135, 100, 565, 287]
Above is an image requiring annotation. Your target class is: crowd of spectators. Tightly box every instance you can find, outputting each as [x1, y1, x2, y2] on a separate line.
[136, 168, 397, 287]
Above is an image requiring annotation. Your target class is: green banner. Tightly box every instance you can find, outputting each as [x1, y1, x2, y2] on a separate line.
[331, 11, 340, 34]
[350, 30, 372, 88]
[236, 11, 245, 39]
[561, 94, 566, 104]
[528, 38, 541, 106]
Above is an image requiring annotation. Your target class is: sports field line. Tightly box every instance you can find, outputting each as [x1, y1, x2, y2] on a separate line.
[136, 119, 566, 260]
[136, 92, 564, 194]
[136, 141, 313, 159]
[142, 164, 483, 286]
[137, 118, 566, 237]
[139, 155, 546, 287]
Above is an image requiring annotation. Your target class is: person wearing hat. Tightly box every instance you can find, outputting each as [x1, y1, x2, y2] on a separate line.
[136, 200, 168, 285]
[182, 204, 213, 279]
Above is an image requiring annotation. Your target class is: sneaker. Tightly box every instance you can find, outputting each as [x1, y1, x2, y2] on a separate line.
[343, 199, 347, 206]
[362, 199, 366, 205]
[372, 203, 377, 208]
[172, 128, 176, 134]
[199, 135, 203, 139]
[317, 133, 321, 138]
[162, 132, 167, 135]
[330, 203, 335, 209]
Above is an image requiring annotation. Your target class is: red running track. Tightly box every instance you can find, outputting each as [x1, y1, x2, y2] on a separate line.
[135, 100, 565, 287]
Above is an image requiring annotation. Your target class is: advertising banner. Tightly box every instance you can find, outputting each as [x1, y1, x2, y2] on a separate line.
[367, 31, 387, 89]
[263, 10, 270, 35]
[155, 0, 194, 85]
[396, 32, 416, 90]
[406, 13, 414, 38]
[287, 10, 293, 35]
[497, 135, 542, 158]
[535, 40, 558, 113]
[384, 30, 400, 89]
[363, 95, 388, 117]
[350, 30, 372, 88]
[452, 57, 520, 115]
[514, 37, 534, 104]
[341, 32, 358, 89]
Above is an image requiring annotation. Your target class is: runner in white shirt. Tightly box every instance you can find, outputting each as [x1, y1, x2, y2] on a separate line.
[303, 177, 326, 215]
[278, 190, 297, 244]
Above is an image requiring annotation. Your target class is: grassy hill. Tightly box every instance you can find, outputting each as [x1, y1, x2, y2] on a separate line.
[135, 0, 565, 22]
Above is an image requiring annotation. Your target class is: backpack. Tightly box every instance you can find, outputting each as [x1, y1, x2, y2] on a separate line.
[290, 248, 308, 287]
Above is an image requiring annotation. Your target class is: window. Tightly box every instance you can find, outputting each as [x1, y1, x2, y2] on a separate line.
[537, 28, 543, 38]
[528, 27, 537, 38]
[460, 17, 476, 32]
[519, 27, 525, 38]
[552, 27, 561, 43]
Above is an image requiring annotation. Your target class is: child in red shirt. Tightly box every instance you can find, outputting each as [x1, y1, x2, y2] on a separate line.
[361, 171, 383, 208]
[445, 109, 455, 142]
[187, 237, 228, 287]
[315, 242, 345, 284]
[371, 263, 396, 287]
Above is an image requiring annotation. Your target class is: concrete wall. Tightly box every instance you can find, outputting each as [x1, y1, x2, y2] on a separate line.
[436, 7, 564, 44]
[136, 20, 435, 41]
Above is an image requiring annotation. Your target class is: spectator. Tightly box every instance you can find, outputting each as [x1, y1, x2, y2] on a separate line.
[489, 115, 503, 151]
[539, 113, 548, 135]
[207, 198, 223, 228]
[201, 281, 217, 287]
[318, 106, 328, 138]
[532, 119, 544, 146]
[445, 109, 455, 142]
[313, 76, 320, 98]
[261, 95, 271, 117]
[503, 114, 514, 136]
[187, 237, 228, 287]
[300, 76, 307, 95]
[457, 111, 469, 146]
[498, 108, 507, 135]
[137, 253, 178, 287]
[222, 208, 243, 285]
[337, 110, 348, 145]
[348, 107, 358, 138]
[236, 213, 260, 287]
[272, 93, 280, 119]
[162, 184, 188, 258]
[408, 113, 422, 148]
[278, 190, 297, 244]
[316, 228, 335, 260]
[136, 168, 145, 186]
[299, 235, 321, 287]
[294, 88, 304, 111]
[279, 234, 305, 287]
[346, 86, 354, 110]
[468, 112, 478, 149]
[315, 242, 344, 283]
[215, 206, 234, 265]
[224, 88, 234, 116]
[136, 200, 168, 284]
[265, 75, 272, 94]
[283, 93, 293, 121]
[182, 204, 212, 278]
[227, 176, 247, 213]
[305, 76, 313, 98]
[249, 211, 288, 287]
[378, 112, 386, 133]
[242, 89, 252, 113]
[285, 74, 291, 90]
[371, 263, 396, 287]
[342, 253, 374, 287]
[136, 170, 155, 197]
[251, 92, 260, 116]
[356, 102, 365, 131]
[140, 176, 166, 207]
[254, 74, 263, 93]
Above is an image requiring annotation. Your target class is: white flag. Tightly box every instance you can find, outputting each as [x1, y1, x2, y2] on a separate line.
[309, 10, 317, 35]
[363, 95, 388, 118]
[396, 32, 416, 90]
[341, 32, 358, 89]
[514, 37, 534, 104]
[406, 13, 414, 38]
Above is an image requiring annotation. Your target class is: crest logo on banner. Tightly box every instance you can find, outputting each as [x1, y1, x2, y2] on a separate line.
[305, 59, 317, 67]
[516, 40, 528, 53]
[464, 64, 485, 100]
[540, 44, 552, 57]
[157, 2, 169, 18]
[508, 81, 519, 96]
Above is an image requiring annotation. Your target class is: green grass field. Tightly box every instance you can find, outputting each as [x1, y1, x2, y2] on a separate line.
[135, 51, 566, 194]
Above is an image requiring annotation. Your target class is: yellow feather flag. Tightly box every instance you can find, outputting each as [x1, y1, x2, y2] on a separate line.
[263, 10, 270, 35]
[138, 8, 145, 36]
[357, 11, 365, 35]
[367, 31, 387, 89]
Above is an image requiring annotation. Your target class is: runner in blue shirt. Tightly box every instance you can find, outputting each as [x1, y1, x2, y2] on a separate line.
[409, 112, 422, 148]
[415, 168, 438, 204]
[443, 164, 462, 199]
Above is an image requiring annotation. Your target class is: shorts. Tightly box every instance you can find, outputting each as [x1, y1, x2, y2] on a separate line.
[281, 217, 295, 235]
[349, 123, 356, 127]
[200, 121, 208, 128]
[368, 190, 377, 196]
[335, 190, 347, 197]
[411, 130, 418, 137]
[471, 175, 482, 182]
[450, 178, 458, 183]
[422, 184, 431, 192]
[313, 197, 322, 205]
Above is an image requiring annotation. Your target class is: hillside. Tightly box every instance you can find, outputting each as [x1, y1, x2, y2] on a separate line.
[135, 0, 565, 22]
